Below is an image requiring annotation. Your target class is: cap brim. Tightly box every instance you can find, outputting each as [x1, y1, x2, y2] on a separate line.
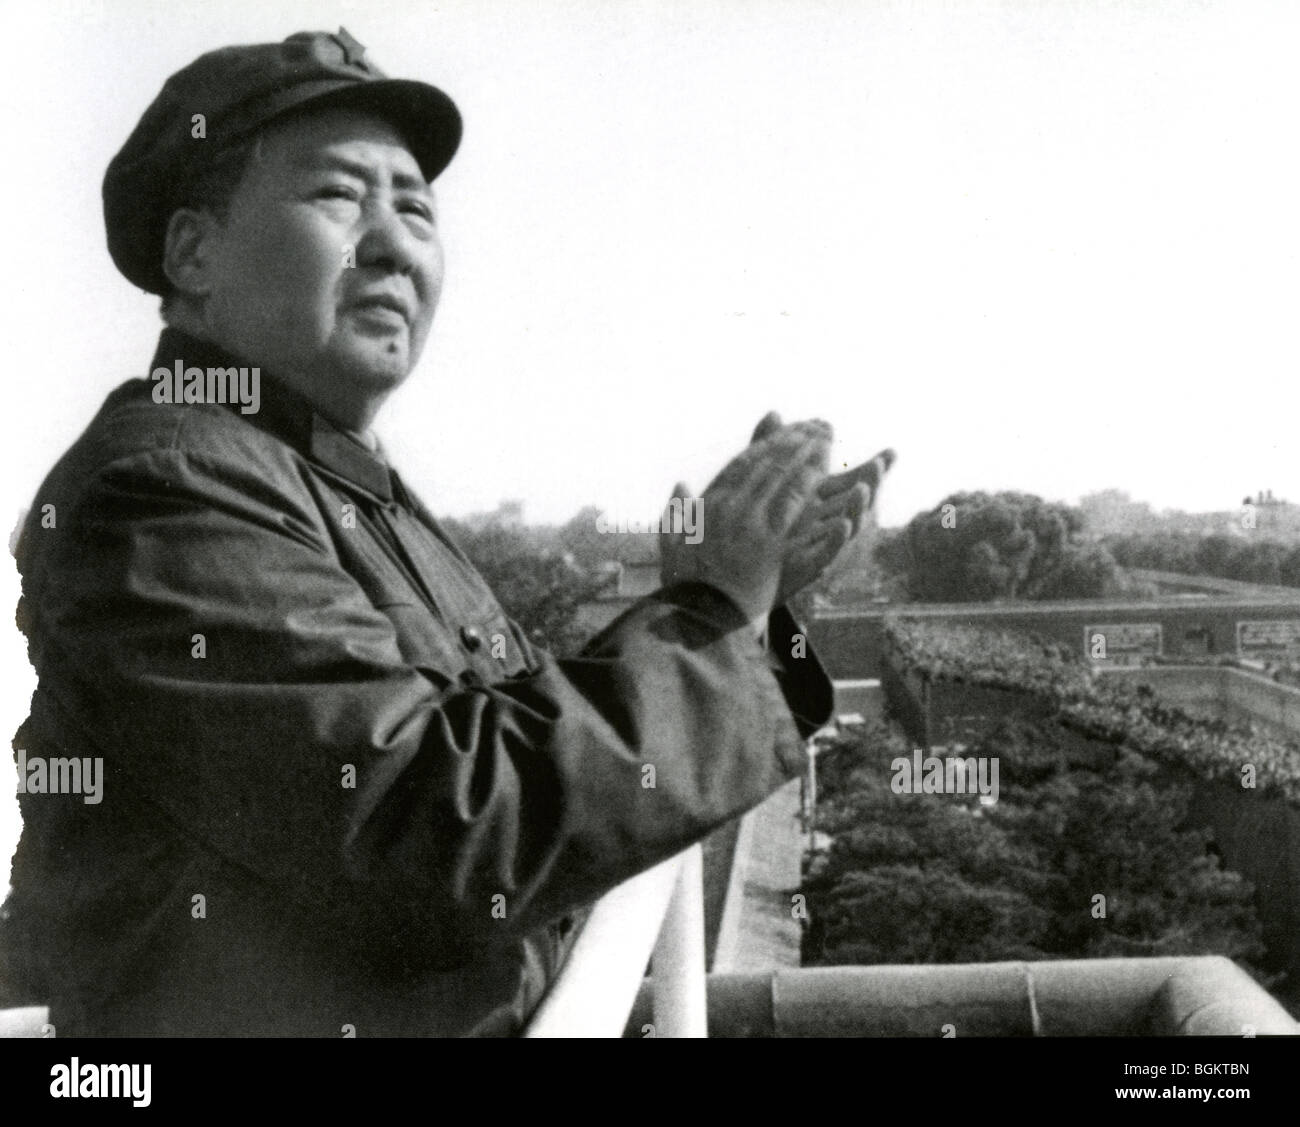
[259, 77, 462, 183]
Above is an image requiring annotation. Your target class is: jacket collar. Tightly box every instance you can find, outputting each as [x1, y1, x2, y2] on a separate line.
[149, 328, 394, 503]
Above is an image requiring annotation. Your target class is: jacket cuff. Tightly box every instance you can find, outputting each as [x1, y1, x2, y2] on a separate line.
[764, 604, 835, 742]
[607, 581, 831, 779]
[657, 584, 834, 772]
[650, 580, 754, 635]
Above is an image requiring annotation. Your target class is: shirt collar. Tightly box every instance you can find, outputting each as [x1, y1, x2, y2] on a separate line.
[148, 328, 395, 503]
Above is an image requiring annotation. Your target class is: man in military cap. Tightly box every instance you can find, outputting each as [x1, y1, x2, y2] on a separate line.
[3, 29, 886, 1036]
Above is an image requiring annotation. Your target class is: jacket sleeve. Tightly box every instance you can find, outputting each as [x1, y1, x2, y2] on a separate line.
[22, 444, 833, 962]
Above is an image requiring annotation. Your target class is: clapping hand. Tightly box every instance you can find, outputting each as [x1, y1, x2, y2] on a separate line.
[659, 420, 833, 631]
[749, 411, 895, 605]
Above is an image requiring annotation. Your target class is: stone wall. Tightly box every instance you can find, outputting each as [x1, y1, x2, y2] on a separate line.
[808, 596, 1300, 680]
[1104, 664, 1300, 738]
[1186, 778, 1300, 985]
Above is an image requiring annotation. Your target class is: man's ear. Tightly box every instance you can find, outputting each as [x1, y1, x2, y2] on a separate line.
[161, 207, 219, 302]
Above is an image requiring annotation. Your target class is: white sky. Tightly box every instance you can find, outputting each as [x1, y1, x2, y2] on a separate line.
[3, 0, 1299, 862]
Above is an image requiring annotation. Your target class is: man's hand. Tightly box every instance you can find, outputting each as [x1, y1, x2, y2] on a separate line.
[659, 420, 832, 630]
[749, 411, 895, 604]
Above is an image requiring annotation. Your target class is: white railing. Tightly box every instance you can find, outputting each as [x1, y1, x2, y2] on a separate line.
[525, 843, 707, 1038]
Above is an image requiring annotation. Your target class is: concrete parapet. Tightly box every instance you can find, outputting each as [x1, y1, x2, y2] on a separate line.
[625, 957, 1299, 1037]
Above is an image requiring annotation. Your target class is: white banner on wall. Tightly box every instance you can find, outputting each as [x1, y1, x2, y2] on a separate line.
[1084, 623, 1163, 665]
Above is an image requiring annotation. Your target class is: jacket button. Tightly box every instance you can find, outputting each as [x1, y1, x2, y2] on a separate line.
[460, 625, 483, 652]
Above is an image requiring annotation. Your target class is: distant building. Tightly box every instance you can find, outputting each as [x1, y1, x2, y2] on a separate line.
[1240, 491, 1300, 540]
[1080, 489, 1300, 543]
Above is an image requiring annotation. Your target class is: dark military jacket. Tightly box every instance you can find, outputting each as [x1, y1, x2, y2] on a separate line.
[2, 327, 833, 1036]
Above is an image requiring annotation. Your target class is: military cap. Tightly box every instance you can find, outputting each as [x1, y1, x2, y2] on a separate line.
[103, 28, 462, 294]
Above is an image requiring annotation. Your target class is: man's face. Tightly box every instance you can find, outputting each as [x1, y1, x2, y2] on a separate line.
[199, 107, 443, 407]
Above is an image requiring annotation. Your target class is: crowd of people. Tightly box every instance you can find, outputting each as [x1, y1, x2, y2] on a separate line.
[884, 618, 1090, 698]
[885, 618, 1300, 806]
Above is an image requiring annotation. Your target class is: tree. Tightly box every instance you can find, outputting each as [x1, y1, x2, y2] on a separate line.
[1033, 540, 1128, 600]
[802, 718, 1268, 976]
[556, 505, 655, 569]
[1106, 531, 1300, 589]
[443, 515, 604, 653]
[875, 491, 1128, 602]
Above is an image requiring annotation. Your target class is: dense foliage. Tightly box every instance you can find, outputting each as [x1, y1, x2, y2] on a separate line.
[803, 718, 1268, 974]
[442, 514, 605, 654]
[873, 491, 1142, 603]
[1106, 531, 1300, 588]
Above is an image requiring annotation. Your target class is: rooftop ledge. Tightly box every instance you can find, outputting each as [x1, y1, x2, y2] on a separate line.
[624, 957, 1300, 1037]
[2, 952, 1292, 1039]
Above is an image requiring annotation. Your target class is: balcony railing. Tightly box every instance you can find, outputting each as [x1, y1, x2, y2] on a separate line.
[3, 766, 1297, 1037]
[526, 843, 707, 1038]
[521, 756, 1300, 1036]
[2, 837, 1296, 1036]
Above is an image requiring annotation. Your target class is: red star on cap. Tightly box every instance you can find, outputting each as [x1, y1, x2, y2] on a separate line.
[330, 27, 367, 69]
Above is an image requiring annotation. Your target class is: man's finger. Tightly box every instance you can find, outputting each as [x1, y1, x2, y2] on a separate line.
[818, 448, 896, 503]
[709, 421, 827, 496]
[659, 481, 695, 583]
[669, 481, 693, 500]
[751, 413, 830, 446]
[749, 426, 831, 498]
[750, 411, 783, 444]
[788, 474, 868, 538]
[708, 426, 805, 493]
[756, 440, 830, 532]
[661, 482, 693, 535]
[800, 480, 870, 539]
[780, 517, 852, 601]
